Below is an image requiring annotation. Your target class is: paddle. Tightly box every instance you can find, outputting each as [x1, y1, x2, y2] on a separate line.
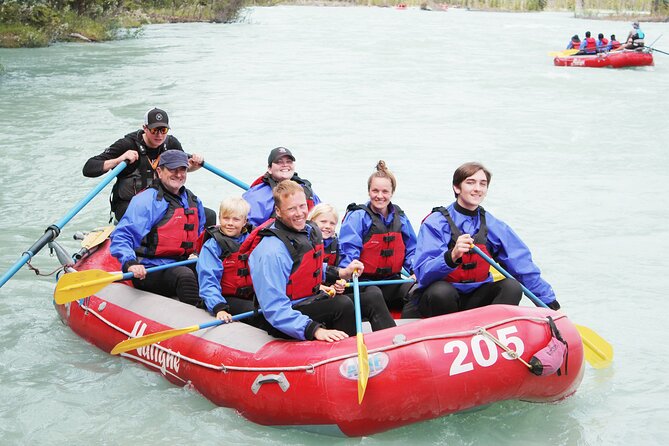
[649, 47, 669, 56]
[549, 48, 580, 57]
[54, 259, 197, 304]
[73, 226, 115, 260]
[469, 245, 613, 369]
[0, 162, 128, 290]
[112, 309, 254, 355]
[201, 161, 250, 191]
[110, 295, 311, 355]
[345, 278, 414, 288]
[352, 272, 369, 404]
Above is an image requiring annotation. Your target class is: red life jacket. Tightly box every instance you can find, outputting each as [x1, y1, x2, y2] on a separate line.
[433, 206, 492, 284]
[346, 203, 406, 279]
[322, 236, 339, 267]
[585, 37, 597, 52]
[259, 220, 324, 300]
[198, 223, 258, 299]
[611, 40, 621, 49]
[569, 39, 580, 49]
[136, 185, 200, 260]
[249, 173, 317, 210]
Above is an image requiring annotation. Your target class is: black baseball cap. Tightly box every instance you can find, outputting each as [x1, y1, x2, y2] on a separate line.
[267, 147, 295, 166]
[144, 107, 170, 129]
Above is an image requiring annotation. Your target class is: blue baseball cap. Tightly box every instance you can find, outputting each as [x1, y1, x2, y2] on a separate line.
[158, 150, 189, 169]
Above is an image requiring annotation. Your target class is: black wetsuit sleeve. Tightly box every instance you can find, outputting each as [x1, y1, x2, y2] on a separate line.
[304, 321, 324, 341]
[82, 136, 136, 177]
[167, 136, 184, 151]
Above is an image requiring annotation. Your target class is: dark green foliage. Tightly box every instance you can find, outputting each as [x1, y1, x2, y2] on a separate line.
[0, 0, 245, 46]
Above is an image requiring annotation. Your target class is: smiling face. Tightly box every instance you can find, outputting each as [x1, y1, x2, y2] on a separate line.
[453, 169, 488, 211]
[219, 212, 247, 237]
[275, 190, 308, 231]
[368, 177, 394, 216]
[267, 155, 295, 182]
[157, 166, 187, 195]
[312, 212, 337, 240]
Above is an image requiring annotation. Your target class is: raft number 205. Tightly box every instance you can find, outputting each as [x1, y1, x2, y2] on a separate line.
[444, 326, 524, 376]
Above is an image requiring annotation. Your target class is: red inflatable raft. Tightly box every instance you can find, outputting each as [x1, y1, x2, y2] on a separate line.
[554, 49, 654, 68]
[54, 240, 584, 437]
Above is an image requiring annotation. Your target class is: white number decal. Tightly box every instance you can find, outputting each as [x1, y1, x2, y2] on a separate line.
[443, 325, 525, 376]
[443, 340, 473, 375]
[496, 326, 524, 359]
[471, 334, 498, 367]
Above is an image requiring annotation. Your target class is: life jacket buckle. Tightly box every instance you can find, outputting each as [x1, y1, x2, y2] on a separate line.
[462, 262, 477, 270]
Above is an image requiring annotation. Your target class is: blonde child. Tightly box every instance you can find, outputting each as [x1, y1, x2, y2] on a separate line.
[309, 203, 396, 331]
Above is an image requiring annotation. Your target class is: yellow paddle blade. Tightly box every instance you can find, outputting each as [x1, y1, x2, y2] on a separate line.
[81, 226, 114, 250]
[54, 269, 122, 304]
[356, 333, 369, 404]
[549, 49, 580, 57]
[575, 324, 613, 369]
[490, 265, 505, 282]
[111, 324, 201, 355]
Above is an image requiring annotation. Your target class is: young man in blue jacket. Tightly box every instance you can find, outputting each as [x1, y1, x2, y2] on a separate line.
[412, 162, 559, 317]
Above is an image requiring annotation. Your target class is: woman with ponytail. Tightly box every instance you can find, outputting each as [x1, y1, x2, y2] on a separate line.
[338, 161, 418, 317]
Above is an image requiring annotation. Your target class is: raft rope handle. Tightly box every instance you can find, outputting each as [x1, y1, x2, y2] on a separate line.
[80, 300, 567, 374]
[476, 327, 532, 369]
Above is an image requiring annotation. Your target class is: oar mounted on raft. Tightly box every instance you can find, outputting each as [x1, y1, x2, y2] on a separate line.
[0, 161, 128, 290]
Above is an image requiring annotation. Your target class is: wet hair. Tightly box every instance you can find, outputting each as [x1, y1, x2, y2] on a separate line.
[273, 180, 305, 209]
[367, 160, 397, 193]
[611, 34, 616, 40]
[308, 203, 339, 224]
[452, 162, 492, 198]
[598, 33, 604, 39]
[585, 31, 591, 38]
[572, 34, 580, 42]
[218, 197, 250, 222]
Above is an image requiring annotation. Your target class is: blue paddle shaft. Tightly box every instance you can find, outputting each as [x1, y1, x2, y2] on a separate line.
[0, 162, 128, 289]
[349, 278, 414, 287]
[120, 258, 198, 281]
[195, 295, 312, 330]
[201, 161, 250, 191]
[470, 245, 547, 308]
[352, 274, 363, 333]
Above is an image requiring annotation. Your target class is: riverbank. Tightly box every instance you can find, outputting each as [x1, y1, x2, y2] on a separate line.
[0, 1, 244, 48]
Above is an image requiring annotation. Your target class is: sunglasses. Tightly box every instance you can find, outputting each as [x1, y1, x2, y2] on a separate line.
[146, 127, 169, 135]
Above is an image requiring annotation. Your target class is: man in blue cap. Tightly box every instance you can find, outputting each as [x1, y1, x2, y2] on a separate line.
[110, 150, 206, 307]
[83, 107, 207, 223]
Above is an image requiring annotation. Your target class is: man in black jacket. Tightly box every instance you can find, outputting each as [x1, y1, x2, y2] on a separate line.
[83, 107, 207, 222]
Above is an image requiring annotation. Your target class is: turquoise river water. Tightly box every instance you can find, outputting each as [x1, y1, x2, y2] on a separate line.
[1, 6, 668, 445]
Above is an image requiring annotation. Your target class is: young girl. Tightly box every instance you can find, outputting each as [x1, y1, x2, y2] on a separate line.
[309, 203, 396, 331]
[338, 160, 418, 317]
[308, 203, 339, 268]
